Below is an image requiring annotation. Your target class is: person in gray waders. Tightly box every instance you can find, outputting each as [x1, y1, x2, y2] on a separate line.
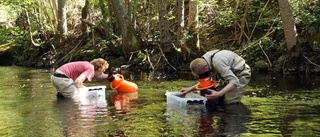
[179, 50, 251, 111]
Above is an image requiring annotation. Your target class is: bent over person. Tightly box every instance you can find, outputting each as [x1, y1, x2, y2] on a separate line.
[51, 58, 109, 98]
[179, 50, 251, 106]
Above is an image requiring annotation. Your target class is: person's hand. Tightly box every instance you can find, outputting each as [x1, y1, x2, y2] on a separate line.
[179, 87, 192, 95]
[76, 85, 86, 88]
[74, 73, 86, 88]
[204, 89, 222, 99]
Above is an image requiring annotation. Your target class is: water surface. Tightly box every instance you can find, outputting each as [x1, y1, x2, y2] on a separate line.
[0, 66, 319, 136]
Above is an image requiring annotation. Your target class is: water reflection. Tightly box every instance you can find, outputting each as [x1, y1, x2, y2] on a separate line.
[214, 103, 250, 136]
[52, 86, 109, 137]
[53, 98, 82, 136]
[166, 102, 250, 136]
[250, 72, 320, 90]
[111, 92, 138, 113]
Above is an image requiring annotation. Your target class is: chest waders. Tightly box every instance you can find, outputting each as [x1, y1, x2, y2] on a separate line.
[201, 50, 225, 111]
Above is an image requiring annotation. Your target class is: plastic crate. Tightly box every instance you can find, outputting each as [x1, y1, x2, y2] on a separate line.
[165, 92, 207, 108]
[77, 86, 107, 107]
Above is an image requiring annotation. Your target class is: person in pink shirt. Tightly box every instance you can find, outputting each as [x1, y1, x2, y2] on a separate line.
[51, 58, 109, 98]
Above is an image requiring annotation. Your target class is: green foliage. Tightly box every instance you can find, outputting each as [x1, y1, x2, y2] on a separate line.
[291, 0, 319, 26]
[0, 0, 320, 71]
[240, 36, 286, 66]
[0, 26, 26, 44]
[291, 0, 320, 52]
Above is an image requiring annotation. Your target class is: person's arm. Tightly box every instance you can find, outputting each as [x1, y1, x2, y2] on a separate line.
[208, 55, 239, 99]
[95, 73, 109, 79]
[74, 73, 87, 88]
[205, 82, 236, 99]
[179, 84, 198, 95]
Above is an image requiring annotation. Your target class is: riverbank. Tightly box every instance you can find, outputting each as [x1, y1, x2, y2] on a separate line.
[1, 41, 320, 75]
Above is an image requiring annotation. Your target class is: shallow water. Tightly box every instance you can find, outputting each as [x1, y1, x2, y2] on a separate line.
[0, 66, 319, 136]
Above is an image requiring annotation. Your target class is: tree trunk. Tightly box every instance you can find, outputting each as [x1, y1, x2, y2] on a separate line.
[110, 0, 127, 39]
[125, 0, 131, 24]
[278, 0, 297, 50]
[132, 0, 137, 28]
[176, 0, 184, 48]
[158, 0, 173, 53]
[110, 0, 140, 54]
[58, 0, 67, 36]
[238, 0, 250, 44]
[49, 0, 58, 27]
[40, 0, 54, 29]
[99, 0, 112, 41]
[81, 0, 90, 36]
[188, 0, 199, 49]
[278, 0, 302, 74]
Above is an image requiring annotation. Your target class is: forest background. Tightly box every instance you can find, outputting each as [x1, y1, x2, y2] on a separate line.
[0, 0, 319, 74]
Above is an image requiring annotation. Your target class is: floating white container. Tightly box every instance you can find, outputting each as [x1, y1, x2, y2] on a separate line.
[77, 86, 107, 107]
[165, 92, 207, 108]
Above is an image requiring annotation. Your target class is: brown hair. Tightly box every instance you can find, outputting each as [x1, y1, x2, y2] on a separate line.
[90, 58, 109, 71]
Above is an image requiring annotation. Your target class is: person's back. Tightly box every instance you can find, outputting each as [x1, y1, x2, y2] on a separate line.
[58, 61, 94, 81]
